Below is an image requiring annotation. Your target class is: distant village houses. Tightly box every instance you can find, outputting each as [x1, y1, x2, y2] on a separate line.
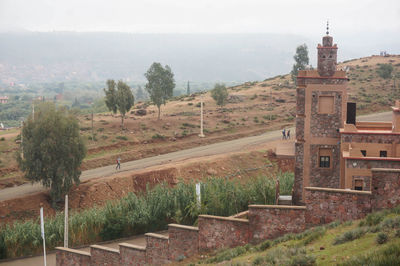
[0, 96, 8, 104]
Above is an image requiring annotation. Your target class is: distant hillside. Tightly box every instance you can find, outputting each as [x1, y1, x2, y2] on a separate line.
[0, 32, 310, 84]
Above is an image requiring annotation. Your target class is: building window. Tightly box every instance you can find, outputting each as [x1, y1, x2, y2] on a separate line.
[380, 151, 387, 157]
[354, 180, 363, 191]
[361, 150, 367, 157]
[319, 156, 330, 168]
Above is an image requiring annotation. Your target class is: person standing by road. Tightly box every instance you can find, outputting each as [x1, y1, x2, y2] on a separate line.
[287, 129, 291, 139]
[282, 128, 286, 140]
[116, 156, 121, 170]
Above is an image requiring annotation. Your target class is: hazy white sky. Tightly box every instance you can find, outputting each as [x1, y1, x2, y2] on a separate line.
[0, 0, 399, 36]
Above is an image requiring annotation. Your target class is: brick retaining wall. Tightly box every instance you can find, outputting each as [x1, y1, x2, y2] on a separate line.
[119, 243, 146, 266]
[55, 247, 91, 266]
[145, 233, 170, 265]
[198, 215, 250, 251]
[248, 205, 306, 244]
[168, 224, 198, 261]
[90, 245, 120, 266]
[304, 187, 371, 226]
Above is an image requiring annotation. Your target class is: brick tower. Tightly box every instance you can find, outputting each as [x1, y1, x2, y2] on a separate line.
[293, 25, 348, 205]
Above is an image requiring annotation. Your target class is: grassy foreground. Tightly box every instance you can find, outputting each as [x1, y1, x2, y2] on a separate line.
[193, 206, 400, 265]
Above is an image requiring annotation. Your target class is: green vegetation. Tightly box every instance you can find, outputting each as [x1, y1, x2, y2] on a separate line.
[291, 44, 309, 82]
[211, 83, 229, 107]
[144, 62, 175, 120]
[17, 102, 86, 205]
[376, 63, 394, 79]
[0, 171, 292, 259]
[103, 79, 135, 129]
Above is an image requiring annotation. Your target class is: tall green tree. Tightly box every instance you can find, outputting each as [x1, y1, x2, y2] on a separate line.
[144, 62, 175, 120]
[17, 102, 86, 205]
[211, 83, 229, 107]
[104, 80, 135, 128]
[291, 44, 309, 82]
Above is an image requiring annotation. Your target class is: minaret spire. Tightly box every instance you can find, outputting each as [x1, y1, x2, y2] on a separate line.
[326, 20, 329, 35]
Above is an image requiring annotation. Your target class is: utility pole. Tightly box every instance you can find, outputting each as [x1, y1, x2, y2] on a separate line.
[64, 195, 69, 248]
[199, 95, 205, 138]
[20, 120, 23, 159]
[91, 112, 94, 141]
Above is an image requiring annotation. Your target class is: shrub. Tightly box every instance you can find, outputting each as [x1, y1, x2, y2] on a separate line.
[376, 64, 393, 79]
[257, 240, 271, 251]
[376, 232, 388, 244]
[252, 256, 265, 265]
[365, 212, 385, 226]
[152, 133, 165, 140]
[341, 242, 400, 265]
[0, 137, 4, 141]
[333, 228, 366, 245]
[97, 128, 104, 132]
[116, 135, 128, 141]
[187, 102, 193, 106]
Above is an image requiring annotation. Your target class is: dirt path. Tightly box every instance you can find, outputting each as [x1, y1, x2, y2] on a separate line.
[0, 111, 392, 202]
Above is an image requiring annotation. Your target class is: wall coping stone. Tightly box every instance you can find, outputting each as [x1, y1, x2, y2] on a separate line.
[145, 233, 169, 240]
[198, 214, 249, 223]
[168, 223, 199, 231]
[55, 247, 91, 257]
[90, 245, 120, 254]
[249, 205, 306, 210]
[305, 186, 372, 195]
[119, 243, 146, 251]
[371, 168, 400, 173]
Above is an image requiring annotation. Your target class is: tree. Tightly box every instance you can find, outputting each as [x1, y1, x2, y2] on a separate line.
[104, 80, 135, 128]
[377, 64, 393, 79]
[136, 85, 146, 101]
[187, 81, 190, 95]
[291, 44, 309, 82]
[144, 62, 175, 120]
[211, 83, 229, 107]
[17, 102, 86, 205]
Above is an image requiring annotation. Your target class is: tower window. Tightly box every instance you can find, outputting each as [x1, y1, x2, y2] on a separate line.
[380, 151, 387, 157]
[361, 150, 367, 157]
[319, 156, 330, 168]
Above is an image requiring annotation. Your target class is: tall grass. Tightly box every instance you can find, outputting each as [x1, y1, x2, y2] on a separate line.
[0, 172, 293, 259]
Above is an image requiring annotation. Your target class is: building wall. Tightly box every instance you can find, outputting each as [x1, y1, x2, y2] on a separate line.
[371, 168, 400, 210]
[304, 187, 371, 226]
[119, 243, 146, 266]
[344, 158, 400, 189]
[248, 205, 306, 244]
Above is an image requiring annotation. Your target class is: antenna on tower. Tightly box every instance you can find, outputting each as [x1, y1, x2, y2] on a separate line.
[326, 20, 329, 35]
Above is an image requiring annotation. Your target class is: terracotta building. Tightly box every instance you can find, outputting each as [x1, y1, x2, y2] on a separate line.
[293, 30, 400, 205]
[0, 96, 8, 104]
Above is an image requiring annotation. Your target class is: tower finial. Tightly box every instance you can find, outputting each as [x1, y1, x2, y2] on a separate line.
[326, 20, 329, 35]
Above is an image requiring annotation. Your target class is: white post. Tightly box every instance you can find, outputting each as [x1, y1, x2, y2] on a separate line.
[195, 183, 201, 208]
[40, 207, 47, 266]
[199, 95, 205, 138]
[64, 194, 68, 248]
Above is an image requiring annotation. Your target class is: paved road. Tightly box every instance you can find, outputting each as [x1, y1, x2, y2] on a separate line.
[0, 111, 392, 202]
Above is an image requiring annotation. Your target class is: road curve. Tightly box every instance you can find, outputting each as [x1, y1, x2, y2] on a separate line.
[0, 111, 392, 202]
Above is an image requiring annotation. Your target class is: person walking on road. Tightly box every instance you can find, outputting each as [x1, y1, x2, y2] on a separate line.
[287, 129, 291, 139]
[116, 157, 121, 170]
[282, 128, 286, 140]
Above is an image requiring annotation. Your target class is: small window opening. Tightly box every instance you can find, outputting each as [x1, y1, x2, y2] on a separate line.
[319, 156, 330, 168]
[380, 151, 387, 157]
[354, 180, 363, 191]
[361, 150, 367, 157]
